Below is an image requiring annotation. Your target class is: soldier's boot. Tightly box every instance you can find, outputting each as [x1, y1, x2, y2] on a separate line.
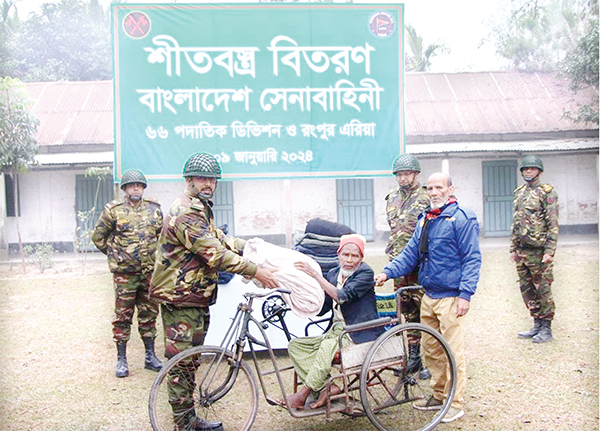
[406, 344, 431, 379]
[189, 417, 223, 431]
[518, 318, 543, 339]
[143, 337, 163, 371]
[406, 344, 422, 374]
[173, 413, 223, 431]
[115, 341, 129, 378]
[532, 320, 553, 343]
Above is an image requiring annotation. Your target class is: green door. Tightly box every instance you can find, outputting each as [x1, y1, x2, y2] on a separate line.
[482, 160, 517, 237]
[336, 179, 374, 241]
[75, 174, 115, 251]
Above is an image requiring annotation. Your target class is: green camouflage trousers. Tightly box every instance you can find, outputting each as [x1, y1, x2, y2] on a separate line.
[112, 272, 159, 342]
[161, 305, 210, 418]
[515, 248, 555, 320]
[394, 271, 424, 344]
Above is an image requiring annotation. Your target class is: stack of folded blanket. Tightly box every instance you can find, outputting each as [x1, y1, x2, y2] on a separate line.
[293, 218, 354, 275]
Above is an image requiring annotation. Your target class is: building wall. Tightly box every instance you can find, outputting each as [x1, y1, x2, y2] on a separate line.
[235, 180, 285, 236]
[290, 179, 338, 231]
[542, 153, 599, 226]
[447, 157, 484, 221]
[5, 151, 598, 251]
[149, 180, 185, 215]
[5, 170, 79, 245]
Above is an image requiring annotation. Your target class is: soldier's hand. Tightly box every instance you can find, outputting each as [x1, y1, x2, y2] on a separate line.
[374, 273, 388, 287]
[542, 253, 554, 264]
[254, 267, 280, 289]
[510, 252, 519, 263]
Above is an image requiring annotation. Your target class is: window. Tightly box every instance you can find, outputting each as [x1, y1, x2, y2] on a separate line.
[4, 173, 20, 217]
[213, 181, 235, 235]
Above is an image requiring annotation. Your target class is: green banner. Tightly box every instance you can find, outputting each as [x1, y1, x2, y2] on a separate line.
[112, 3, 404, 181]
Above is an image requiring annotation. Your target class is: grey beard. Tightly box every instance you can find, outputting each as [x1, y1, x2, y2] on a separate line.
[430, 200, 446, 210]
[339, 267, 357, 278]
[128, 194, 142, 202]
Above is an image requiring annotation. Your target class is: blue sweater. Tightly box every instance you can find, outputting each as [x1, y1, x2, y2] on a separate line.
[382, 202, 482, 301]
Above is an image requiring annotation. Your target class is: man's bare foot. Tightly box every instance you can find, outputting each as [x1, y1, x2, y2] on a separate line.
[310, 384, 341, 409]
[275, 386, 310, 409]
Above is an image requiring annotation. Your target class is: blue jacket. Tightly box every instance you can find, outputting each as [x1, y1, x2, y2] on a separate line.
[321, 262, 385, 344]
[382, 202, 481, 301]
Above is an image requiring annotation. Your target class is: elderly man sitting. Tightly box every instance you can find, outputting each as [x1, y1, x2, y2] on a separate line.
[278, 234, 384, 409]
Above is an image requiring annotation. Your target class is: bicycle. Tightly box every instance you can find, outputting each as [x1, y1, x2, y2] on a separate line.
[149, 287, 457, 431]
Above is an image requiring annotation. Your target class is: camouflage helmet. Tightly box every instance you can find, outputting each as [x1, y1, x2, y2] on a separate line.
[520, 155, 544, 172]
[392, 154, 421, 174]
[120, 169, 147, 190]
[182, 152, 222, 179]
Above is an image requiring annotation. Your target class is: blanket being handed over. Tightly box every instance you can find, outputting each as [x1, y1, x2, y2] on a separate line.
[243, 238, 325, 318]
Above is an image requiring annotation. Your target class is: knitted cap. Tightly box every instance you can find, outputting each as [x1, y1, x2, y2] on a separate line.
[337, 234, 366, 257]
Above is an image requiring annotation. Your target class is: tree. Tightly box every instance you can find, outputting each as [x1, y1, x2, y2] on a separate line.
[12, 0, 111, 81]
[0, 0, 20, 77]
[0, 76, 39, 270]
[488, 0, 599, 124]
[489, 0, 598, 71]
[560, 13, 599, 123]
[404, 24, 449, 72]
[490, 0, 556, 71]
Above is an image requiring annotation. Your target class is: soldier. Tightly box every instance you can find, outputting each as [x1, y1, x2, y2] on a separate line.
[510, 155, 559, 343]
[91, 169, 164, 378]
[150, 152, 279, 431]
[385, 154, 430, 379]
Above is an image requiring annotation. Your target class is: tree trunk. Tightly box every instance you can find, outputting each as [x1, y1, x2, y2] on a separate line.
[15, 213, 26, 274]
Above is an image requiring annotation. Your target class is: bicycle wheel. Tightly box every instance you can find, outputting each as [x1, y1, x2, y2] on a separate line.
[149, 346, 259, 431]
[359, 323, 456, 431]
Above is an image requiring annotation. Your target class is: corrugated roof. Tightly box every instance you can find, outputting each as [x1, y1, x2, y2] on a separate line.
[25, 72, 598, 148]
[406, 71, 598, 136]
[26, 81, 113, 147]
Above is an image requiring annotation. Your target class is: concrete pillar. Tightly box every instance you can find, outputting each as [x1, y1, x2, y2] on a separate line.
[442, 158, 450, 175]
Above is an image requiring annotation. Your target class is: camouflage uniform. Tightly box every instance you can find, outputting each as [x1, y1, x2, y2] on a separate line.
[92, 196, 163, 342]
[510, 178, 559, 320]
[385, 182, 429, 329]
[150, 188, 258, 419]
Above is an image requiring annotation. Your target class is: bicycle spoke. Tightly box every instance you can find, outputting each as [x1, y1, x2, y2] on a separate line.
[150, 346, 258, 431]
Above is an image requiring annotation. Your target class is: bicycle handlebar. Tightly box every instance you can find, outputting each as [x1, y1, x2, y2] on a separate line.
[243, 288, 292, 299]
[395, 285, 424, 293]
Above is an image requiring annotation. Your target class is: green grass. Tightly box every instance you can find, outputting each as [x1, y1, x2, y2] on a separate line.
[0, 242, 597, 431]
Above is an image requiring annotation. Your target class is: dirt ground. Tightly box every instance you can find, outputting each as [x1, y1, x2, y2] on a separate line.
[0, 238, 597, 431]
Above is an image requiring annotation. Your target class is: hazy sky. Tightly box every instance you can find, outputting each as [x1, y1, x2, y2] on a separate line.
[15, 0, 505, 72]
[402, 0, 504, 72]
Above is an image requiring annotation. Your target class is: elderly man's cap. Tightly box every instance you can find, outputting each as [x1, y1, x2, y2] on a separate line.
[337, 234, 366, 256]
